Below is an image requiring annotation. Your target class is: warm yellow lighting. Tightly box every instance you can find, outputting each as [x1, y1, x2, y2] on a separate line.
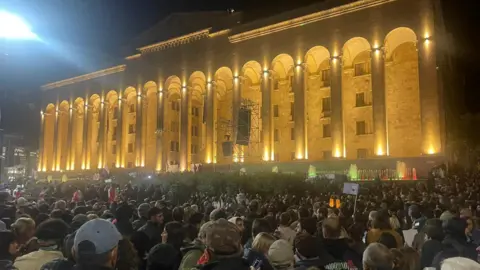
[240, 157, 244, 163]
[376, 148, 384, 156]
[206, 158, 212, 164]
[334, 149, 342, 158]
[297, 154, 303, 160]
[233, 156, 239, 163]
[427, 147, 435, 155]
[263, 151, 270, 161]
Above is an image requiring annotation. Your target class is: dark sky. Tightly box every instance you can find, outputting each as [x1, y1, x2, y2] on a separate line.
[0, 0, 478, 148]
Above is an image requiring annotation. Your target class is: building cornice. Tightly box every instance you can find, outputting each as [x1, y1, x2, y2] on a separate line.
[209, 29, 231, 38]
[41, 65, 126, 91]
[229, 0, 396, 43]
[125, 54, 142, 60]
[138, 28, 211, 53]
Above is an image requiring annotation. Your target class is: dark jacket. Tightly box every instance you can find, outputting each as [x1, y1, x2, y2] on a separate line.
[420, 239, 443, 269]
[40, 258, 74, 270]
[132, 217, 148, 231]
[431, 236, 478, 269]
[0, 260, 16, 270]
[244, 249, 274, 270]
[197, 257, 252, 270]
[323, 238, 362, 270]
[294, 258, 326, 270]
[138, 221, 163, 249]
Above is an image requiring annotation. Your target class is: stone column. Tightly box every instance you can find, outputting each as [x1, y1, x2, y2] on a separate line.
[135, 91, 143, 167]
[261, 70, 273, 161]
[156, 90, 164, 171]
[82, 101, 89, 170]
[418, 38, 441, 154]
[180, 86, 189, 171]
[38, 111, 45, 171]
[232, 77, 241, 161]
[66, 103, 74, 170]
[205, 82, 214, 164]
[371, 48, 388, 156]
[115, 98, 123, 168]
[52, 104, 59, 171]
[98, 96, 106, 169]
[330, 57, 344, 158]
[293, 64, 307, 159]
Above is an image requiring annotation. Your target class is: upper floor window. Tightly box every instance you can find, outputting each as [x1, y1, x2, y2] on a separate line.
[321, 69, 330, 85]
[322, 97, 331, 112]
[322, 124, 331, 138]
[171, 101, 180, 112]
[354, 62, 370, 76]
[128, 124, 135, 134]
[192, 107, 200, 117]
[356, 121, 366, 135]
[129, 103, 135, 113]
[273, 105, 279, 118]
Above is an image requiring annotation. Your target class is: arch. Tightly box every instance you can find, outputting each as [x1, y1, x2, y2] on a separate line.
[305, 46, 331, 74]
[241, 61, 262, 85]
[121, 87, 137, 168]
[271, 54, 294, 79]
[43, 103, 56, 171]
[87, 94, 101, 169]
[188, 71, 207, 165]
[71, 97, 85, 170]
[384, 27, 421, 157]
[164, 76, 182, 169]
[214, 67, 234, 164]
[143, 81, 158, 168]
[342, 37, 371, 67]
[164, 76, 182, 99]
[56, 100, 70, 170]
[188, 71, 207, 102]
[214, 67, 233, 101]
[239, 60, 263, 163]
[103, 91, 118, 169]
[384, 27, 417, 60]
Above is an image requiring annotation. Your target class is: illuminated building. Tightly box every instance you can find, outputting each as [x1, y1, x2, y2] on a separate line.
[39, 0, 446, 174]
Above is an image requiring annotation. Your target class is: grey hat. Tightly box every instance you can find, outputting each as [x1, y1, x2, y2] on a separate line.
[74, 219, 122, 258]
[268, 239, 294, 269]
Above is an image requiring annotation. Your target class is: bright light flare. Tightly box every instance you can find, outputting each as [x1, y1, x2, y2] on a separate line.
[0, 11, 38, 40]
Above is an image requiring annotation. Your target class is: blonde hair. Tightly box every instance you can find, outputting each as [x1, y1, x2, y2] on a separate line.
[389, 216, 401, 230]
[441, 257, 480, 270]
[12, 217, 35, 238]
[252, 232, 276, 254]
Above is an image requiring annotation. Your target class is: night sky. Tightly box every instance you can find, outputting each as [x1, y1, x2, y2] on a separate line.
[0, 0, 477, 148]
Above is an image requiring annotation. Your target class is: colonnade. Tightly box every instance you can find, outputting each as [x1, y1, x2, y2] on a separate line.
[38, 27, 441, 172]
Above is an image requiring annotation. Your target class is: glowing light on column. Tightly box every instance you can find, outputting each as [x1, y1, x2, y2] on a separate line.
[334, 148, 342, 158]
[263, 151, 270, 161]
[376, 147, 384, 156]
[427, 146, 435, 155]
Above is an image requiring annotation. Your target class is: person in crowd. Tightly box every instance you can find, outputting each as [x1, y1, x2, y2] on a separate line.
[54, 200, 73, 224]
[229, 217, 245, 233]
[390, 249, 404, 270]
[146, 243, 180, 270]
[163, 221, 185, 266]
[196, 218, 251, 270]
[209, 208, 227, 221]
[377, 232, 398, 249]
[71, 214, 89, 232]
[431, 217, 478, 268]
[179, 221, 213, 270]
[362, 243, 394, 270]
[409, 205, 427, 231]
[420, 219, 444, 269]
[71, 218, 122, 270]
[137, 207, 164, 250]
[244, 218, 272, 256]
[268, 239, 295, 270]
[0, 231, 18, 270]
[400, 247, 420, 270]
[366, 211, 403, 248]
[12, 217, 37, 256]
[322, 217, 362, 269]
[14, 218, 70, 270]
[440, 257, 480, 270]
[116, 238, 140, 270]
[244, 232, 275, 270]
[172, 206, 185, 223]
[347, 223, 366, 256]
[132, 203, 151, 231]
[293, 233, 326, 269]
[275, 212, 296, 245]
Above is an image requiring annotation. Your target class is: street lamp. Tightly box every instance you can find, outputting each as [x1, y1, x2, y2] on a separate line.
[0, 10, 38, 40]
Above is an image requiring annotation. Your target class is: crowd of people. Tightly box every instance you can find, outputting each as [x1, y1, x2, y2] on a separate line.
[1, 173, 480, 270]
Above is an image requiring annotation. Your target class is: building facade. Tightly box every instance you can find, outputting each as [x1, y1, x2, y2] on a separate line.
[39, 0, 447, 175]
